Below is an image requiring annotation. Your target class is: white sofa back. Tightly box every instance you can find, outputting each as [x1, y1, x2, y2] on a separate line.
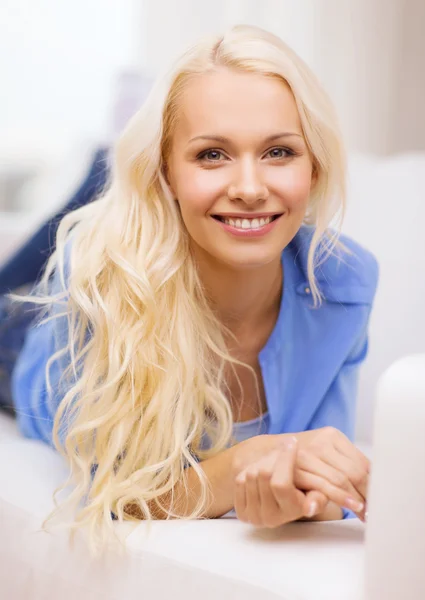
[342, 153, 425, 441]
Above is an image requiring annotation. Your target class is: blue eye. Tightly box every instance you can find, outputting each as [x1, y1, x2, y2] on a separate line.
[197, 146, 296, 163]
[267, 147, 293, 159]
[198, 150, 224, 161]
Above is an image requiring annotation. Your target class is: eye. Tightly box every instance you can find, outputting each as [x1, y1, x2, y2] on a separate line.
[197, 149, 226, 162]
[266, 147, 295, 159]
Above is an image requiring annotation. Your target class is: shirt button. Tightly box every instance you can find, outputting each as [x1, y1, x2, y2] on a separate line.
[305, 287, 311, 294]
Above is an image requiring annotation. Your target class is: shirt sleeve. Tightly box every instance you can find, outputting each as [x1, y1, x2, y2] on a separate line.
[306, 306, 372, 442]
[305, 310, 373, 520]
[12, 260, 74, 447]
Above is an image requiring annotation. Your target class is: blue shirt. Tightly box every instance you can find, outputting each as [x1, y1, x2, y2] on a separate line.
[11, 226, 379, 518]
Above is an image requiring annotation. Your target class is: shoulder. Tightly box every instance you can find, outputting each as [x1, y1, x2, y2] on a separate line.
[287, 225, 379, 305]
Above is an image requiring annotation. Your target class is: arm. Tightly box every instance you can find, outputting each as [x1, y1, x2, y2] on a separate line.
[302, 323, 371, 520]
[165, 444, 241, 519]
[306, 331, 369, 441]
[128, 433, 347, 522]
[128, 328, 370, 522]
[127, 433, 288, 520]
[11, 297, 72, 446]
[11, 246, 76, 446]
[185, 322, 369, 522]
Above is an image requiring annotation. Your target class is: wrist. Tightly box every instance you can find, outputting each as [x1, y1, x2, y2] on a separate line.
[231, 433, 282, 476]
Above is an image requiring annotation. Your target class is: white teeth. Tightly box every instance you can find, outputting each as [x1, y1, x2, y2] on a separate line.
[222, 216, 273, 229]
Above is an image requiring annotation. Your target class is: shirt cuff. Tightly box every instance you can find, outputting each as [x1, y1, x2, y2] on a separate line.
[341, 507, 357, 520]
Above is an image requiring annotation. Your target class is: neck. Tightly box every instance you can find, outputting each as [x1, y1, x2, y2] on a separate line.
[193, 247, 283, 336]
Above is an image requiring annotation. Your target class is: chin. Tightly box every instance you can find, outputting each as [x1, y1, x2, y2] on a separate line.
[215, 247, 282, 271]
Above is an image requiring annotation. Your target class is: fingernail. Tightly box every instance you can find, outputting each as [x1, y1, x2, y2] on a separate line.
[345, 497, 364, 513]
[307, 501, 318, 518]
[364, 510, 369, 522]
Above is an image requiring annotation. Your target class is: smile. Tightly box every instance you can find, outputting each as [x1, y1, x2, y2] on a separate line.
[215, 215, 274, 229]
[211, 213, 283, 237]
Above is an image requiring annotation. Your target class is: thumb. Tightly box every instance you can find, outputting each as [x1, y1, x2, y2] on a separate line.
[303, 490, 328, 519]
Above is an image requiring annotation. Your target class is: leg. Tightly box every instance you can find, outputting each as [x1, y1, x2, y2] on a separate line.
[0, 291, 40, 416]
[0, 147, 110, 294]
[0, 147, 110, 415]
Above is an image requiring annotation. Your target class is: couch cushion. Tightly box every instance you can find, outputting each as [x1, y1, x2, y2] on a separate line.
[0, 413, 368, 600]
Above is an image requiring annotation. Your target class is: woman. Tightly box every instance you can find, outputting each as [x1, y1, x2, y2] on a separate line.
[10, 24, 378, 552]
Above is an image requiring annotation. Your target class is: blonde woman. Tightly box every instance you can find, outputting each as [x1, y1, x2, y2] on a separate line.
[9, 25, 378, 551]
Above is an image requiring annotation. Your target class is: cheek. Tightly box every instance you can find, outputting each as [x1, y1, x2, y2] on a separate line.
[269, 162, 313, 210]
[177, 167, 224, 216]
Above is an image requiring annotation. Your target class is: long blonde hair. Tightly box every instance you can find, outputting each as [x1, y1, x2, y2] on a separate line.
[29, 24, 346, 554]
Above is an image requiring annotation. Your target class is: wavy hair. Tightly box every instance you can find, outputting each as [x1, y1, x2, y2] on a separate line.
[23, 24, 347, 554]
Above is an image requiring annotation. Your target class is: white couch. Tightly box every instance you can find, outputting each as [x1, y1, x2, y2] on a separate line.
[0, 152, 424, 599]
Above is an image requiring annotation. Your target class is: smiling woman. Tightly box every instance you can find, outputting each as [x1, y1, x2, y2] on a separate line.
[10, 24, 377, 554]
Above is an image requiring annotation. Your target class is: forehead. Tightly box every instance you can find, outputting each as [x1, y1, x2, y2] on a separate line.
[174, 68, 302, 141]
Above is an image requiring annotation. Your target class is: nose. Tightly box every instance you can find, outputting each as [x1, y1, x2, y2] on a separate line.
[227, 158, 269, 205]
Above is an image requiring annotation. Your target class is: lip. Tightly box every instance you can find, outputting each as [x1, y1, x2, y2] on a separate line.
[212, 212, 282, 219]
[212, 213, 284, 238]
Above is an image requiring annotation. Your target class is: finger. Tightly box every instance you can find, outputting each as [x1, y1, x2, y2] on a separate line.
[331, 433, 371, 474]
[360, 502, 368, 523]
[234, 471, 248, 522]
[244, 467, 262, 526]
[323, 451, 369, 501]
[235, 444, 296, 528]
[302, 490, 328, 518]
[311, 429, 370, 501]
[295, 468, 365, 515]
[256, 450, 287, 528]
[269, 439, 306, 522]
[296, 450, 366, 506]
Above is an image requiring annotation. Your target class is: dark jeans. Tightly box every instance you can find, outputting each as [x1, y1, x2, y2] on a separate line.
[0, 292, 38, 414]
[0, 147, 110, 414]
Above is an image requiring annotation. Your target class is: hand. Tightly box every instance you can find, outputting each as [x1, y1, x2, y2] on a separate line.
[231, 427, 369, 522]
[234, 437, 328, 527]
[294, 427, 369, 520]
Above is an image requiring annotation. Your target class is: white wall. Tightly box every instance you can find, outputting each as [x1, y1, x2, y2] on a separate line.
[2, 0, 424, 165]
[140, 0, 425, 156]
[0, 0, 143, 216]
[392, 1, 425, 152]
[1, 0, 138, 155]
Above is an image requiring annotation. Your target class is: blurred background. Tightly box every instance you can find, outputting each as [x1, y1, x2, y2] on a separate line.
[2, 0, 424, 217]
[1, 0, 424, 443]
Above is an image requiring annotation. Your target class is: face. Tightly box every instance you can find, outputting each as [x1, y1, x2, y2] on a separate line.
[165, 68, 316, 270]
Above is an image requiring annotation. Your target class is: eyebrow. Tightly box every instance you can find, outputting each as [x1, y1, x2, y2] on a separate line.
[188, 132, 304, 144]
